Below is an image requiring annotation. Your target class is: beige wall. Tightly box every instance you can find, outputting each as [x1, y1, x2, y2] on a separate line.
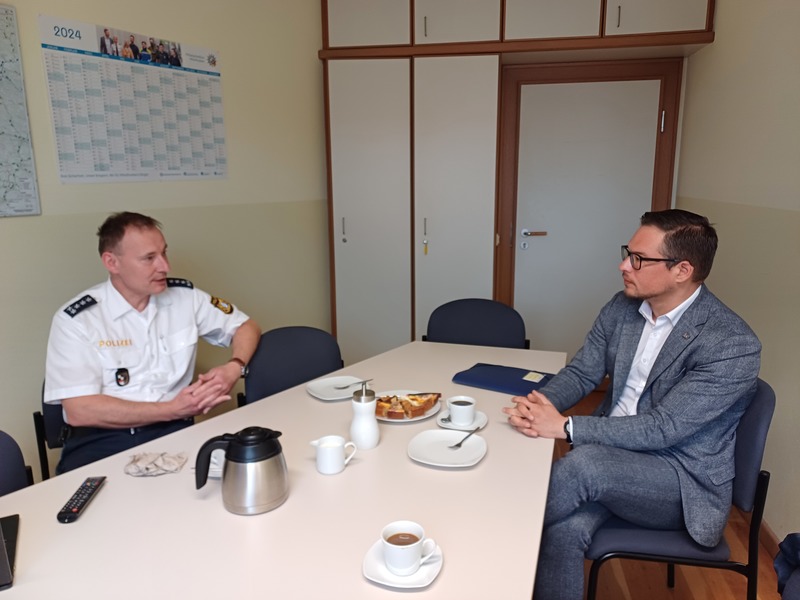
[679, 1, 800, 539]
[4, 0, 798, 545]
[0, 1, 330, 472]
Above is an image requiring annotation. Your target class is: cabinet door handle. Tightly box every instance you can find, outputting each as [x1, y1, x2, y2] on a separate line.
[424, 16, 428, 38]
[617, 5, 622, 28]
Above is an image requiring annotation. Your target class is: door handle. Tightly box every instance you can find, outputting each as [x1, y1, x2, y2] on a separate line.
[521, 229, 547, 237]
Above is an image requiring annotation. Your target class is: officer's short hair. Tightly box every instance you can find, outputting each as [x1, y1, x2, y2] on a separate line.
[98, 212, 162, 255]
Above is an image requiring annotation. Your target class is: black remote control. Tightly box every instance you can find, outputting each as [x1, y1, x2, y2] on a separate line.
[57, 476, 106, 523]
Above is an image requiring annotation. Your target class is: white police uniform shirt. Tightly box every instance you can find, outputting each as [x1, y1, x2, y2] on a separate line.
[44, 278, 249, 420]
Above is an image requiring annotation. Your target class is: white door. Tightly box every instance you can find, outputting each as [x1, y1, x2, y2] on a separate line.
[505, 0, 602, 40]
[326, 0, 410, 47]
[605, 0, 709, 35]
[414, 0, 501, 43]
[513, 80, 661, 357]
[328, 59, 411, 364]
[414, 55, 499, 339]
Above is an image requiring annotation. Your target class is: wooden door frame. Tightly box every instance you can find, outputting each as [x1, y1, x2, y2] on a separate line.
[493, 58, 682, 305]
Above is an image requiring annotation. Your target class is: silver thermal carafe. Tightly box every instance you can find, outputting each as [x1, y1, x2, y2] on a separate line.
[195, 426, 289, 515]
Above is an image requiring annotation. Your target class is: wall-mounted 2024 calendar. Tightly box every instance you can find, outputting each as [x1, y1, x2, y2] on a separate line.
[39, 15, 227, 183]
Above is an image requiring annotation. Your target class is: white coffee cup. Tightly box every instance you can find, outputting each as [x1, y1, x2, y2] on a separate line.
[310, 435, 356, 475]
[447, 395, 476, 427]
[381, 520, 437, 576]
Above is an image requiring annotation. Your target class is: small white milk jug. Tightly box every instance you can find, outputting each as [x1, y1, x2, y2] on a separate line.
[350, 382, 379, 450]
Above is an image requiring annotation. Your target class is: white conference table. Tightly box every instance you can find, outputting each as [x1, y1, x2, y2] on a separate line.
[0, 341, 565, 599]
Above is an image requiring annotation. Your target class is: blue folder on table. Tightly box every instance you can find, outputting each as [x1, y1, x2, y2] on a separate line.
[452, 363, 554, 396]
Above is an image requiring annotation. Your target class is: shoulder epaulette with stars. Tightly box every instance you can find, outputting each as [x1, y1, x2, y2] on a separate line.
[166, 278, 194, 289]
[64, 295, 98, 318]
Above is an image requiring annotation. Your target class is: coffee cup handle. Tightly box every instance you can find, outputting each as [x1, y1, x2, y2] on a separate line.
[343, 441, 357, 466]
[419, 538, 436, 566]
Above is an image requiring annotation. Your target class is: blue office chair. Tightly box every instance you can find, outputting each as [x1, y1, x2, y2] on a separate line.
[33, 381, 68, 480]
[586, 378, 776, 600]
[423, 298, 529, 349]
[775, 534, 800, 599]
[0, 431, 33, 496]
[237, 326, 344, 406]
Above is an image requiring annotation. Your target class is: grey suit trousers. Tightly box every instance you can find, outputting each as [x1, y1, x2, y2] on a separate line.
[533, 444, 685, 600]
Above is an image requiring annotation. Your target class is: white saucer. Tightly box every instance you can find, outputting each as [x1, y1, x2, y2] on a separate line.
[437, 410, 488, 431]
[306, 375, 366, 401]
[362, 539, 443, 589]
[407, 429, 487, 468]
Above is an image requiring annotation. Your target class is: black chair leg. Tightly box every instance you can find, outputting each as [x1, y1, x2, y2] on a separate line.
[746, 571, 758, 600]
[667, 563, 675, 588]
[586, 559, 603, 600]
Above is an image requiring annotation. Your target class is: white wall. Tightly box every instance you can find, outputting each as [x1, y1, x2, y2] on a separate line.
[0, 0, 331, 475]
[678, 0, 800, 539]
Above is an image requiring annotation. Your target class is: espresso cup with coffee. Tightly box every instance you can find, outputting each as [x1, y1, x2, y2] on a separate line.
[447, 395, 476, 427]
[381, 520, 436, 576]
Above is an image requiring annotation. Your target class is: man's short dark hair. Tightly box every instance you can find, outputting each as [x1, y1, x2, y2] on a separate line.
[97, 212, 161, 255]
[640, 209, 718, 282]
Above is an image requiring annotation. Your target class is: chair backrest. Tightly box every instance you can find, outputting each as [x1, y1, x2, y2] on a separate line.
[241, 326, 344, 404]
[732, 378, 776, 511]
[33, 381, 68, 480]
[425, 298, 528, 349]
[41, 398, 67, 449]
[0, 431, 30, 496]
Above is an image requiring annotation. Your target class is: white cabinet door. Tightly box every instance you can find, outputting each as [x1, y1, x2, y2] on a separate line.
[326, 0, 410, 47]
[415, 0, 501, 44]
[413, 55, 499, 340]
[328, 60, 411, 364]
[605, 0, 709, 35]
[505, 0, 601, 40]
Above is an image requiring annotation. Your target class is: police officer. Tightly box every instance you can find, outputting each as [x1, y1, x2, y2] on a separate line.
[44, 212, 261, 473]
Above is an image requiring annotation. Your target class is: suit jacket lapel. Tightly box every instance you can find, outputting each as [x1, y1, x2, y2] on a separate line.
[642, 286, 712, 399]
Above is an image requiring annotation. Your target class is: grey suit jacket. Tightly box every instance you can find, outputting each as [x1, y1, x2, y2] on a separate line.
[541, 285, 761, 547]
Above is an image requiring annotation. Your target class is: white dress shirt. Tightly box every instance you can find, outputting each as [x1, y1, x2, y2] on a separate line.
[44, 278, 249, 418]
[609, 285, 702, 417]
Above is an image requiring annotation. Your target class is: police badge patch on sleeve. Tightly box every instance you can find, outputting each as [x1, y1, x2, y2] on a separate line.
[210, 296, 233, 314]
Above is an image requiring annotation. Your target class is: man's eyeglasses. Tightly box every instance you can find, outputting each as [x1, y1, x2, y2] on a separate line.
[621, 245, 681, 270]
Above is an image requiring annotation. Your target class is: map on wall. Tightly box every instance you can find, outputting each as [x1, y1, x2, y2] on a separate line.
[39, 14, 227, 183]
[0, 5, 41, 217]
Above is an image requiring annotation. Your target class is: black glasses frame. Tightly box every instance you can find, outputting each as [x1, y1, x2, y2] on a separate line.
[621, 245, 681, 270]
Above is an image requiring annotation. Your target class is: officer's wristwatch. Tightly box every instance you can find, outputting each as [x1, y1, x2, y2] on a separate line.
[229, 357, 249, 378]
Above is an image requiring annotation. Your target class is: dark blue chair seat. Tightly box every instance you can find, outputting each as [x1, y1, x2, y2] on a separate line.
[587, 516, 731, 563]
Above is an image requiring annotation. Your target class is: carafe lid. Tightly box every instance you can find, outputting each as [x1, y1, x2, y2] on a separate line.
[226, 426, 283, 462]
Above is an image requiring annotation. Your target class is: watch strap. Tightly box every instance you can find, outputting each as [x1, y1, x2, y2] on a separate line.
[228, 357, 248, 378]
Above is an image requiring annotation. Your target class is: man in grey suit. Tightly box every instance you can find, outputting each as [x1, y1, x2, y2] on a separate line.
[504, 209, 761, 600]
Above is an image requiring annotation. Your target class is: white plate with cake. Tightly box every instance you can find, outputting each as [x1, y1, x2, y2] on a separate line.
[374, 390, 441, 423]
